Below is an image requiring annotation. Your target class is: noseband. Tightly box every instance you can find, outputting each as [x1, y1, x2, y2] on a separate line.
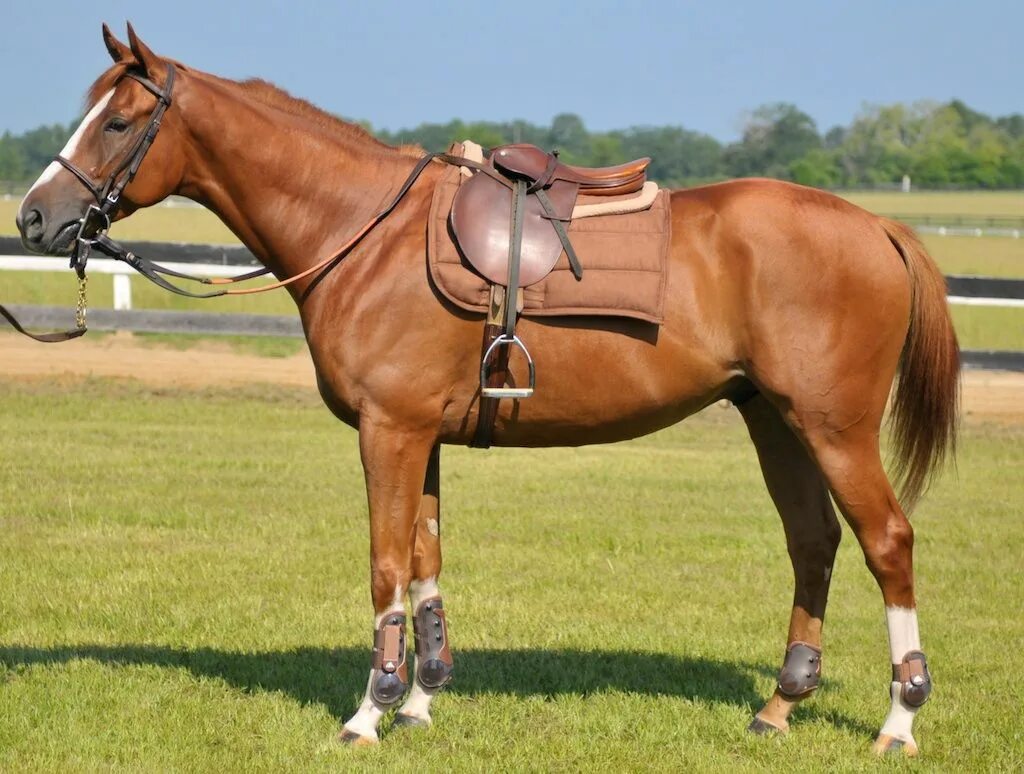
[54, 64, 175, 277]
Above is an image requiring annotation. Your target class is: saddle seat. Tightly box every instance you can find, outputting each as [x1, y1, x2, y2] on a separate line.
[491, 143, 650, 196]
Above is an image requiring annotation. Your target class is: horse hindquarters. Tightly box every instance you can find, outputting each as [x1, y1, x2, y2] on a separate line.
[736, 206, 955, 755]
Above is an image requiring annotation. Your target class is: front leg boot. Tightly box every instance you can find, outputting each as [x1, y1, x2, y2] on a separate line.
[370, 613, 409, 705]
[413, 596, 453, 689]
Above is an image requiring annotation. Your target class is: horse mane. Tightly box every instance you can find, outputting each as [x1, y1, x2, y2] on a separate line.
[85, 63, 419, 158]
[237, 78, 419, 156]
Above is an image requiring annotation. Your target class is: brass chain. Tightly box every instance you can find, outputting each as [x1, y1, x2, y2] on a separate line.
[75, 275, 88, 330]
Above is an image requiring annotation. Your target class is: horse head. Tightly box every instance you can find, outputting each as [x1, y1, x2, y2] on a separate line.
[17, 23, 186, 255]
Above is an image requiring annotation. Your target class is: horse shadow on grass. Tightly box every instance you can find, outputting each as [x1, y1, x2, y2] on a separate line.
[0, 643, 875, 737]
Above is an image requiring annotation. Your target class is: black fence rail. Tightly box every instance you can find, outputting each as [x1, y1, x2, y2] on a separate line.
[884, 213, 1024, 230]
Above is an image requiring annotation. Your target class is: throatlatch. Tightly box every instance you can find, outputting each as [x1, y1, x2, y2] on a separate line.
[776, 641, 822, 699]
[370, 613, 409, 706]
[893, 650, 932, 707]
[412, 596, 453, 689]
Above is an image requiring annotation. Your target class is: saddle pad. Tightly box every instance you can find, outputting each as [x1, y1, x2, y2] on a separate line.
[428, 164, 671, 324]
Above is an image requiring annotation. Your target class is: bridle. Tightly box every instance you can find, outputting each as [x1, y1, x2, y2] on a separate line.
[3, 60, 486, 340]
[54, 63, 176, 279]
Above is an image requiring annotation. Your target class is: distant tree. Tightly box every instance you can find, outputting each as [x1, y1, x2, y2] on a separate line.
[724, 103, 821, 179]
[823, 125, 847, 149]
[789, 149, 841, 188]
[548, 113, 589, 161]
[0, 131, 28, 181]
[615, 126, 723, 185]
[3, 99, 1022, 189]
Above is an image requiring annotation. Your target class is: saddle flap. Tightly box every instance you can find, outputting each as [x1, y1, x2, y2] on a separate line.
[450, 172, 578, 287]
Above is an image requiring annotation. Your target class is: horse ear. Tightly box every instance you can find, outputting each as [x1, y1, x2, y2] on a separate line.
[126, 22, 161, 75]
[102, 23, 134, 64]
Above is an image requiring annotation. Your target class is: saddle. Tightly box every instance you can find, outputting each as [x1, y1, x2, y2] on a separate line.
[448, 143, 652, 448]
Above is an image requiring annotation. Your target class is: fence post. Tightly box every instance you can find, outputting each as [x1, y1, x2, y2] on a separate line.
[113, 274, 133, 310]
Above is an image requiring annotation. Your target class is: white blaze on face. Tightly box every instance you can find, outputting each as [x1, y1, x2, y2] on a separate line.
[20, 90, 115, 212]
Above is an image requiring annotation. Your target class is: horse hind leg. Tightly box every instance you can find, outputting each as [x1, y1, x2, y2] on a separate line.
[803, 425, 931, 756]
[738, 394, 842, 734]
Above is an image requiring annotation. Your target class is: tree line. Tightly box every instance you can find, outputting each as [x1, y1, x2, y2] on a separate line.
[3, 99, 1022, 190]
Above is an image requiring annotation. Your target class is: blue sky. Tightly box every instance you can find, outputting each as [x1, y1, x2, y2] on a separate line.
[2, 1, 1020, 140]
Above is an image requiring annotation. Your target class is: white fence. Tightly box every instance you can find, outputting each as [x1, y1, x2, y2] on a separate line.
[0, 255, 263, 310]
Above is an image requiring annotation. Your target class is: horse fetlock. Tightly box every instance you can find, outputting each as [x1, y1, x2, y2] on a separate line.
[776, 641, 822, 699]
[893, 650, 932, 707]
[413, 596, 453, 689]
[370, 613, 409, 706]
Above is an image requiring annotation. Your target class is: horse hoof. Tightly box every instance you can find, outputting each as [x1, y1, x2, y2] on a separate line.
[872, 734, 919, 757]
[338, 728, 378, 747]
[393, 712, 431, 729]
[747, 716, 786, 735]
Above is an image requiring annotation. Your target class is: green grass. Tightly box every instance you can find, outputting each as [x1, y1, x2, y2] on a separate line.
[950, 306, 1024, 351]
[921, 235, 1023, 279]
[0, 199, 238, 244]
[0, 378, 1021, 771]
[840, 190, 1024, 218]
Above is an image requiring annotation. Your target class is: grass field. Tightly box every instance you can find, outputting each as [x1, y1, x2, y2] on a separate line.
[840, 191, 1024, 219]
[0, 377, 1021, 771]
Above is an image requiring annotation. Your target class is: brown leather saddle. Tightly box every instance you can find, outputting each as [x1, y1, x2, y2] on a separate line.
[448, 143, 651, 447]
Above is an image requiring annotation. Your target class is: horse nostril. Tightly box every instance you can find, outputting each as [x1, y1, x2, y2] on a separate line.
[21, 209, 45, 242]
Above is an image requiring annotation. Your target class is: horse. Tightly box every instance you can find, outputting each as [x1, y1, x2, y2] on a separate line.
[15, 23, 959, 755]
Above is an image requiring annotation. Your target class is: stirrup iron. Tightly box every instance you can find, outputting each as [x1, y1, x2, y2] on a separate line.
[480, 334, 535, 399]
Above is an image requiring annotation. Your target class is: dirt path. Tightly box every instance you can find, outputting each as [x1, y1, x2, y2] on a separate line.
[1, 332, 1021, 422]
[0, 332, 316, 389]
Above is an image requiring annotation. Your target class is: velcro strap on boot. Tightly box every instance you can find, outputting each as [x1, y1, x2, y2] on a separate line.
[892, 650, 931, 707]
[370, 613, 409, 705]
[413, 596, 453, 689]
[777, 641, 822, 699]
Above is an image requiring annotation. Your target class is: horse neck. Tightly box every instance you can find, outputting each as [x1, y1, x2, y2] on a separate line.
[175, 75, 419, 288]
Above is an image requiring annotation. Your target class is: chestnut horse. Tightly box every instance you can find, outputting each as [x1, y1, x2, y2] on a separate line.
[16, 25, 958, 755]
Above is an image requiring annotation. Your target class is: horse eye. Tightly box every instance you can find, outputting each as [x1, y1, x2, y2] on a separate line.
[105, 117, 130, 133]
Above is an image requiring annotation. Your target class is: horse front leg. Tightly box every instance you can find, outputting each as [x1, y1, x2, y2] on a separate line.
[394, 444, 454, 728]
[339, 420, 437, 745]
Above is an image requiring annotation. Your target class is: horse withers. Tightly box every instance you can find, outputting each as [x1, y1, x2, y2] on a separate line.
[15, 23, 958, 755]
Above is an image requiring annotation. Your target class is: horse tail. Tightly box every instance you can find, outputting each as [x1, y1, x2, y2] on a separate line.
[881, 217, 960, 512]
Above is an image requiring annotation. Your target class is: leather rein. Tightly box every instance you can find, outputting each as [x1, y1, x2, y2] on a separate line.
[3, 62, 509, 342]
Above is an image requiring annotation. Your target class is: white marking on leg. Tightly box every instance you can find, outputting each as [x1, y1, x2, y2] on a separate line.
[885, 605, 921, 662]
[409, 577, 440, 609]
[373, 584, 405, 628]
[399, 681, 436, 723]
[343, 585, 406, 740]
[398, 576, 442, 722]
[20, 90, 114, 212]
[879, 606, 922, 744]
[342, 672, 386, 741]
